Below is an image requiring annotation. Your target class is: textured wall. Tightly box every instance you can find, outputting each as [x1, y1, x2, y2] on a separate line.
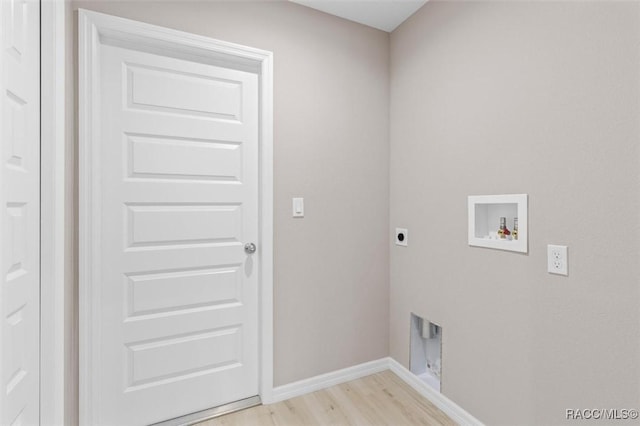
[70, 0, 390, 392]
[390, 2, 640, 424]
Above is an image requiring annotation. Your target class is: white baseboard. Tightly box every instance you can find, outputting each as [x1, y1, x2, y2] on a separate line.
[387, 358, 483, 426]
[267, 358, 389, 404]
[265, 357, 483, 426]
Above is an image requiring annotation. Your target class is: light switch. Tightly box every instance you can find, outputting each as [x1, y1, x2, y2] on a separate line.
[293, 198, 304, 218]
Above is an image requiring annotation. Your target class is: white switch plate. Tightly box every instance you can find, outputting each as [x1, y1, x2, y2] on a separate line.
[292, 197, 304, 218]
[547, 244, 568, 276]
[395, 228, 408, 246]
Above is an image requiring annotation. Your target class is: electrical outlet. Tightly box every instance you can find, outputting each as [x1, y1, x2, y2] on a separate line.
[395, 228, 408, 246]
[547, 245, 568, 276]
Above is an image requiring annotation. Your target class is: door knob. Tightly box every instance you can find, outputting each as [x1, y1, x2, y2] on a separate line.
[244, 243, 257, 254]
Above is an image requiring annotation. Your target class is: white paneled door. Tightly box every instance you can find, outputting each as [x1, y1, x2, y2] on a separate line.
[0, 0, 41, 425]
[90, 31, 260, 425]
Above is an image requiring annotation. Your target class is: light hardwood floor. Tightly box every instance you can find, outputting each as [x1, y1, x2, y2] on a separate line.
[198, 371, 455, 426]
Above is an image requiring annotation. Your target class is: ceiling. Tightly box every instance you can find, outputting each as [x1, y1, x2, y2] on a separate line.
[290, 0, 428, 33]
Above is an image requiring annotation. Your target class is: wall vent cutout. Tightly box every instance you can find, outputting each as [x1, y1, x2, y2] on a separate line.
[410, 313, 441, 392]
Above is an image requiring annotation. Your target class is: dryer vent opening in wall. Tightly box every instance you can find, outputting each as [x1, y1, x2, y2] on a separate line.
[410, 313, 441, 392]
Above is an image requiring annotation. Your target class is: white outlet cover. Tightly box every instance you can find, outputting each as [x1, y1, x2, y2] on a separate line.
[547, 244, 568, 276]
[395, 228, 408, 246]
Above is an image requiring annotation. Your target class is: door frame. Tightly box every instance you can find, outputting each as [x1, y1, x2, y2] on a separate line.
[40, 1, 67, 424]
[78, 9, 274, 424]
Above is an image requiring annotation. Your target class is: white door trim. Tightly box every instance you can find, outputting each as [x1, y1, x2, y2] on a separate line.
[40, 1, 68, 424]
[78, 9, 274, 424]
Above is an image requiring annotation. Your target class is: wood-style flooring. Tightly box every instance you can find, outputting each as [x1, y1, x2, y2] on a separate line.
[198, 370, 455, 426]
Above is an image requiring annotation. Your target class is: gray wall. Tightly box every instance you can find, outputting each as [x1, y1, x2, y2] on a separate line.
[69, 0, 390, 398]
[390, 2, 640, 425]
